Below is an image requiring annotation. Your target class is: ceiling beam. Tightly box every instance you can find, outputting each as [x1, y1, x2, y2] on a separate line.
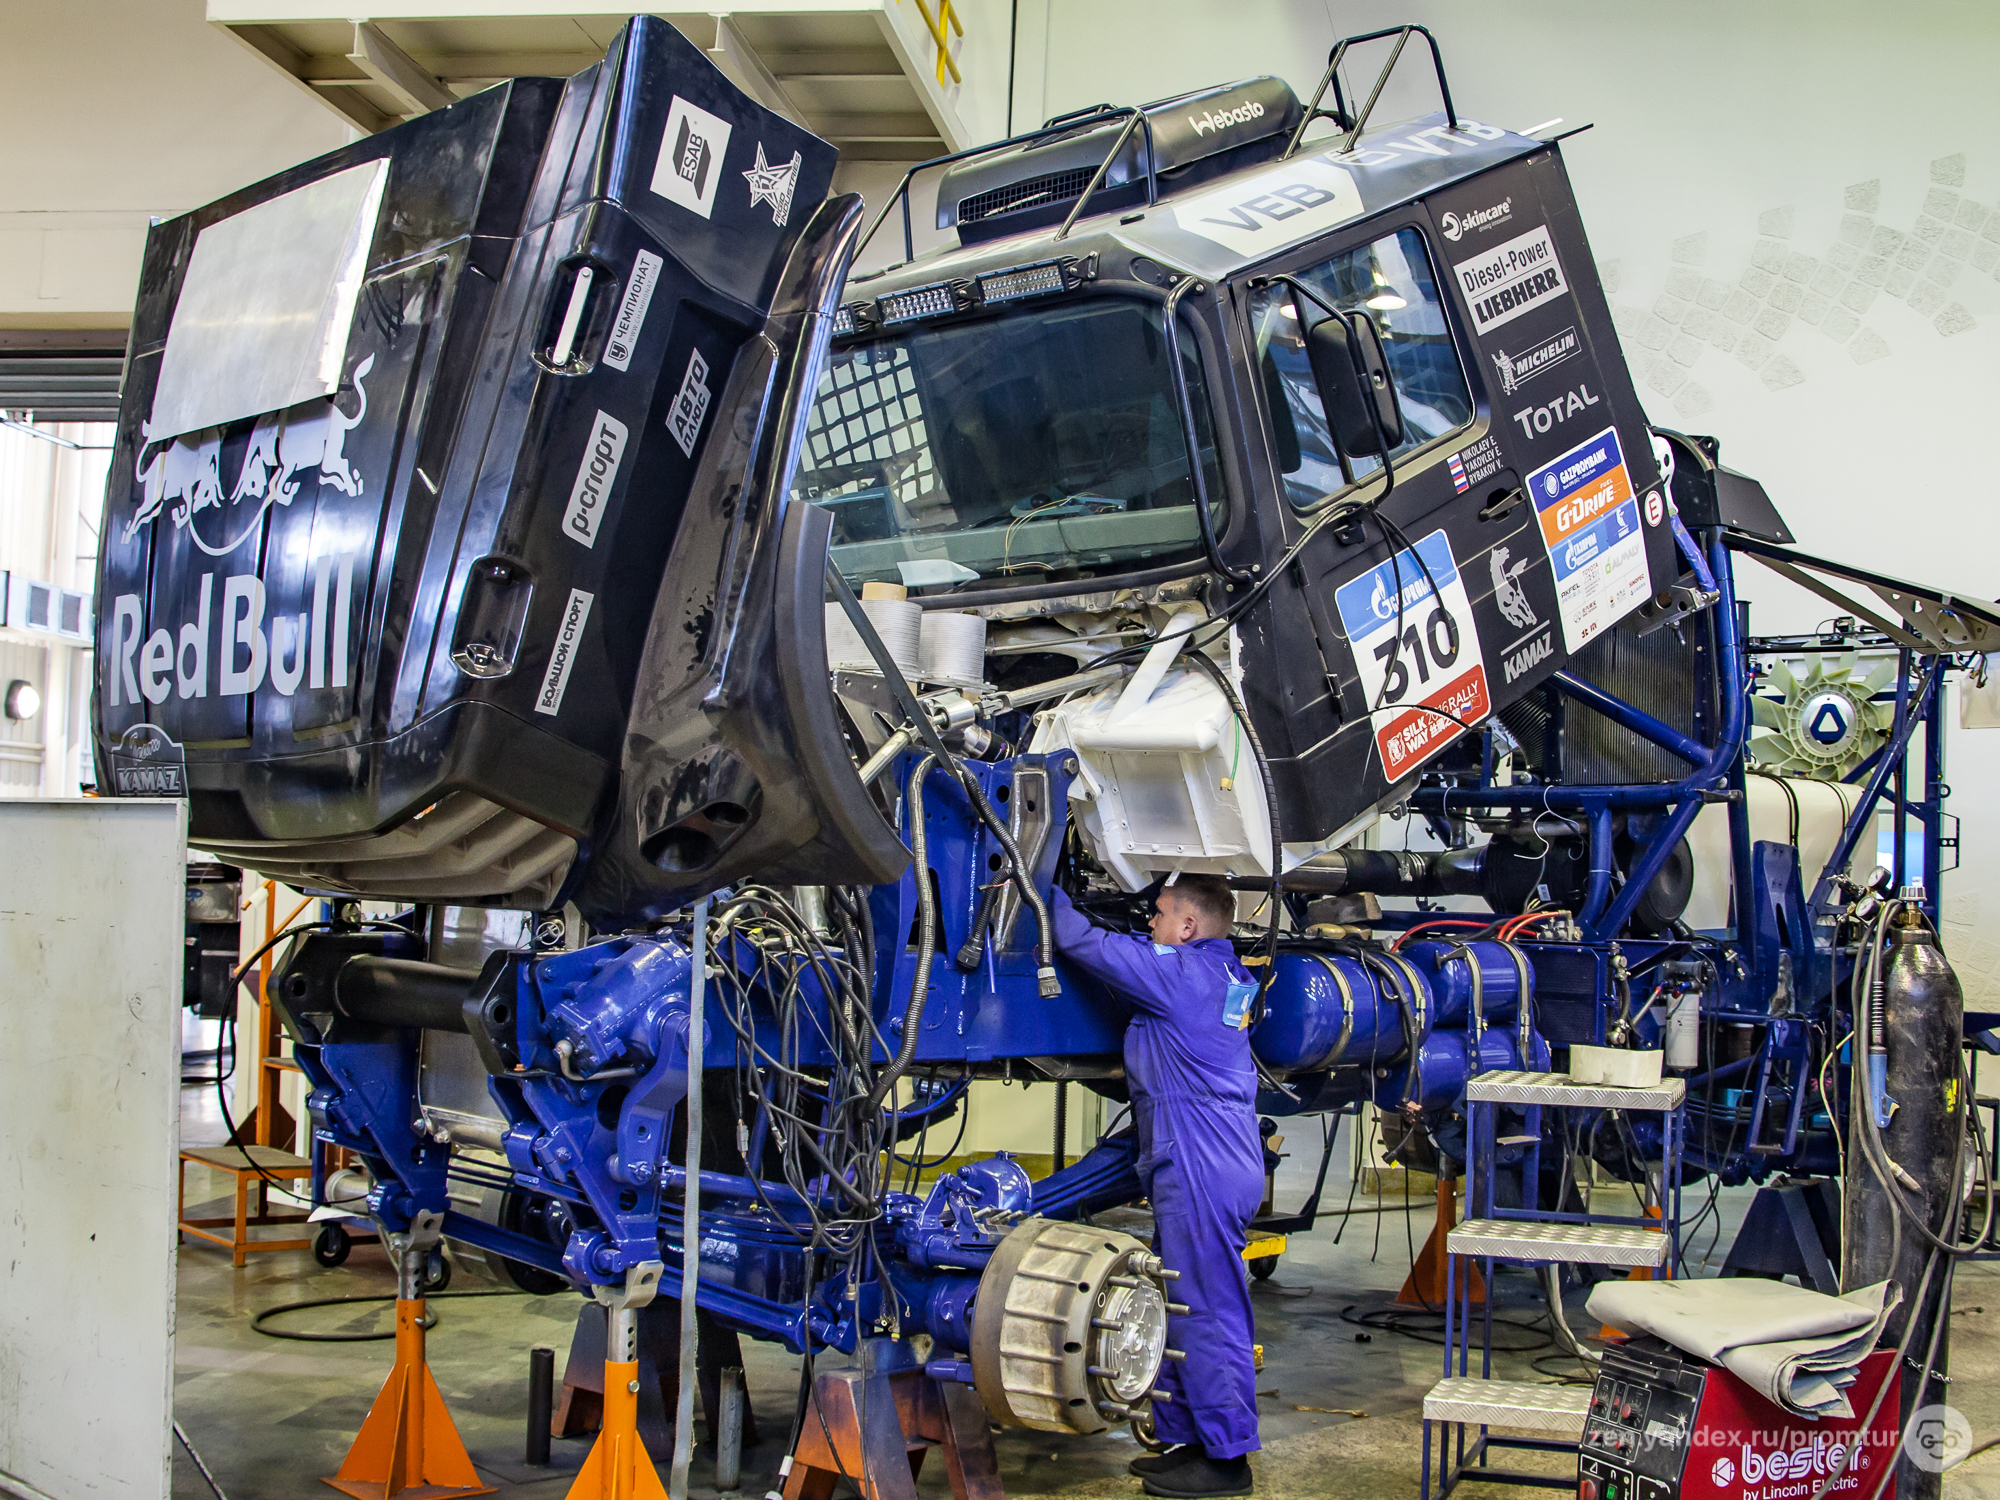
[704, 16, 804, 128]
[349, 20, 456, 116]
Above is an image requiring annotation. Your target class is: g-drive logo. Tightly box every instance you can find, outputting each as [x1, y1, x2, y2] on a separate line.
[1187, 99, 1265, 136]
[651, 96, 733, 219]
[536, 589, 594, 717]
[1440, 196, 1512, 242]
[563, 411, 628, 549]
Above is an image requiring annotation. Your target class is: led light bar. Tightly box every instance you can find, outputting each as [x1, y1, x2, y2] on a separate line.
[830, 305, 857, 337]
[877, 282, 959, 325]
[976, 261, 1066, 304]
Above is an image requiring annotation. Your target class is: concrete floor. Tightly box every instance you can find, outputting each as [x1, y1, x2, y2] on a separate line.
[172, 1067, 2000, 1500]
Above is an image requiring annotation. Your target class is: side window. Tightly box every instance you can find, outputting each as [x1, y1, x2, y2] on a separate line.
[1250, 227, 1474, 508]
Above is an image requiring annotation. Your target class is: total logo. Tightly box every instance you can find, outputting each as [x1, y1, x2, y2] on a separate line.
[1187, 99, 1265, 137]
[1440, 196, 1513, 242]
[1512, 382, 1601, 440]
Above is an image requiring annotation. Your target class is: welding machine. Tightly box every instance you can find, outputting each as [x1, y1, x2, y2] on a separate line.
[1580, 1341, 1899, 1500]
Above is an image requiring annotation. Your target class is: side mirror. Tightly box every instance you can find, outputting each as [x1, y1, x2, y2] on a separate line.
[1305, 311, 1404, 457]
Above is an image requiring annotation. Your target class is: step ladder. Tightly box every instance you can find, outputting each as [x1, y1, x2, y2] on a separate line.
[1420, 1069, 1685, 1500]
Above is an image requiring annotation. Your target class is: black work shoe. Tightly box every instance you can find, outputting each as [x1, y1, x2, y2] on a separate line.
[1129, 1444, 1202, 1478]
[1141, 1454, 1253, 1498]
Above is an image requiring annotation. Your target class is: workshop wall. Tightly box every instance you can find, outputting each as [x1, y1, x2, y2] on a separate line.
[1013, 0, 2000, 995]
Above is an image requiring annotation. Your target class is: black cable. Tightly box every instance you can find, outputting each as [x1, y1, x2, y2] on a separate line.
[251, 1288, 536, 1342]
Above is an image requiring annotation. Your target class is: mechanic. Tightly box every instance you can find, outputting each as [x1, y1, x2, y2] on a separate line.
[1050, 875, 1264, 1499]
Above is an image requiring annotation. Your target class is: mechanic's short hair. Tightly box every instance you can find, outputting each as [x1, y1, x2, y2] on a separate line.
[1163, 874, 1236, 936]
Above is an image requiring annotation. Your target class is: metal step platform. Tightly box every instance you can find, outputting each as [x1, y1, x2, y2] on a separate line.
[1464, 1070, 1686, 1112]
[1447, 1218, 1670, 1266]
[1423, 1378, 1591, 1436]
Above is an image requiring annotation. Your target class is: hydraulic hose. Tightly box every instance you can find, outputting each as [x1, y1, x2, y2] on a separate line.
[870, 754, 942, 1110]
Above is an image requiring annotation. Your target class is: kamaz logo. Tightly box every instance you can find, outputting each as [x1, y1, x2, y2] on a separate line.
[1440, 197, 1512, 242]
[1188, 99, 1265, 136]
[1503, 631, 1553, 684]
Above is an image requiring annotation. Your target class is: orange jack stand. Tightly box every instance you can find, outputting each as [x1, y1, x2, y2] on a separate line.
[1397, 1175, 1486, 1308]
[566, 1263, 669, 1500]
[324, 1298, 493, 1500]
[567, 1358, 668, 1500]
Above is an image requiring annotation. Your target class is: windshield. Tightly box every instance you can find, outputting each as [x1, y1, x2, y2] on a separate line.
[1250, 226, 1473, 507]
[791, 298, 1221, 591]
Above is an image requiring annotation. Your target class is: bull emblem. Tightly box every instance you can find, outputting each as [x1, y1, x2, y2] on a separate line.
[122, 353, 374, 555]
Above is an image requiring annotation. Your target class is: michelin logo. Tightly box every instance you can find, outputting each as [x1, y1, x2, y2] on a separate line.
[536, 588, 594, 717]
[1490, 326, 1579, 397]
[563, 411, 628, 549]
[1187, 99, 1266, 136]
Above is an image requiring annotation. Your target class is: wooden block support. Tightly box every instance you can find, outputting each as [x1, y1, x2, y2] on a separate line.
[782, 1369, 1002, 1500]
[1397, 1174, 1486, 1308]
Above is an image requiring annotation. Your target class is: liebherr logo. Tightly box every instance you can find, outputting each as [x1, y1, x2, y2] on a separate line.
[1187, 99, 1266, 136]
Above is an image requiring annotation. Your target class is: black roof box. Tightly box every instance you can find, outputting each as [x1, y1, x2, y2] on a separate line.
[937, 76, 1301, 243]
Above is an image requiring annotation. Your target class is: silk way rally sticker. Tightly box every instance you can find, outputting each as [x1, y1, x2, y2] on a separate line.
[1335, 529, 1491, 783]
[1526, 425, 1651, 652]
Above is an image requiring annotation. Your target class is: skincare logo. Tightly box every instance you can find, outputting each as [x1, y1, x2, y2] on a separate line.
[742, 142, 803, 227]
[1440, 197, 1513, 242]
[563, 411, 629, 549]
[1187, 99, 1266, 137]
[652, 96, 733, 218]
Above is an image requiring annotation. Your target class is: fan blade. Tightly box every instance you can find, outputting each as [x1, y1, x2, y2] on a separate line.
[1751, 696, 1788, 729]
[1861, 658, 1896, 694]
[1828, 651, 1859, 684]
[1765, 659, 1800, 697]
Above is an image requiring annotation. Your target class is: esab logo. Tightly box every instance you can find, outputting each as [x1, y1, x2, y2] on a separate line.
[1455, 225, 1569, 333]
[651, 96, 733, 219]
[1440, 197, 1512, 242]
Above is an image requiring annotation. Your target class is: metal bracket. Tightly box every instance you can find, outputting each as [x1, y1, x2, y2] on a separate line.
[590, 1260, 665, 1363]
[381, 1208, 445, 1300]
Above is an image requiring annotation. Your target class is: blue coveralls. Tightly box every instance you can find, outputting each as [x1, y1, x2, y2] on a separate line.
[1050, 888, 1264, 1459]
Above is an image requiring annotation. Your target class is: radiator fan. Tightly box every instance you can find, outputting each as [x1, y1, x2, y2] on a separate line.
[1748, 654, 1895, 779]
